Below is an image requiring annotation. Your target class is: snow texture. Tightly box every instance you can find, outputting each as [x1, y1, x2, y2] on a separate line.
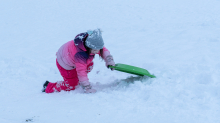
[0, 0, 220, 123]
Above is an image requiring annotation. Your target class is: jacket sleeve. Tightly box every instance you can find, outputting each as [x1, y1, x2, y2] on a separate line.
[74, 52, 89, 82]
[99, 46, 111, 59]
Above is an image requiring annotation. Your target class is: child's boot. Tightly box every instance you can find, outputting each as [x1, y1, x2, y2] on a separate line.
[42, 81, 49, 92]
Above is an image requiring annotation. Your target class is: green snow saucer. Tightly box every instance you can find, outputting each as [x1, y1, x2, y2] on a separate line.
[109, 63, 156, 78]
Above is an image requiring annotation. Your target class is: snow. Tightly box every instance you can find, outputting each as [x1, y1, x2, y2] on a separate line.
[0, 0, 220, 123]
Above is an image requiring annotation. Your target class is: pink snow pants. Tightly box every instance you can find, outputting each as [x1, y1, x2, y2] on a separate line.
[45, 59, 93, 93]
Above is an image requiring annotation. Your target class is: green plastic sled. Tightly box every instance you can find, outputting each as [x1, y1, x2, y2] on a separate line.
[109, 63, 156, 78]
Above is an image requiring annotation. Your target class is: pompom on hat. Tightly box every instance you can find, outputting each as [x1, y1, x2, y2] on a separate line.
[85, 28, 104, 50]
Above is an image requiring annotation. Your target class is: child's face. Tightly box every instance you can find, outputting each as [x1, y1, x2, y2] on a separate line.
[91, 49, 100, 54]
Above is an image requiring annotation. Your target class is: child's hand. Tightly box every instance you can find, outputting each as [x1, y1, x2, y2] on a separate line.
[82, 85, 97, 93]
[80, 81, 97, 93]
[105, 55, 115, 70]
[85, 88, 97, 93]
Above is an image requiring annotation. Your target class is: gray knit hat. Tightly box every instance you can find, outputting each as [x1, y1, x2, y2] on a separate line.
[85, 29, 104, 50]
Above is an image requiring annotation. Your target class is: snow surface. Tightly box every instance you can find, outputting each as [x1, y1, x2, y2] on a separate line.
[1, 0, 220, 123]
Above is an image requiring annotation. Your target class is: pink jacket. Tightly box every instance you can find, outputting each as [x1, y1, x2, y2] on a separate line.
[56, 32, 111, 83]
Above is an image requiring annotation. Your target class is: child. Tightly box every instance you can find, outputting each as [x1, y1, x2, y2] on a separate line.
[42, 29, 115, 93]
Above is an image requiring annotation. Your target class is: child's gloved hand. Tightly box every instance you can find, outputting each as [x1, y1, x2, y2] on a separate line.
[80, 81, 97, 93]
[83, 85, 97, 93]
[105, 55, 115, 71]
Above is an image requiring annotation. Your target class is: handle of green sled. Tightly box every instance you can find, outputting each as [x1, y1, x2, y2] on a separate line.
[108, 65, 116, 69]
[108, 64, 156, 78]
[108, 65, 115, 70]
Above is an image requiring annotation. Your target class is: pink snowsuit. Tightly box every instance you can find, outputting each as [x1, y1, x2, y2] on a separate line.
[45, 32, 111, 93]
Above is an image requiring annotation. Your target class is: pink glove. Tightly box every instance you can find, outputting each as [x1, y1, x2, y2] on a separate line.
[105, 55, 115, 70]
[82, 85, 97, 93]
[80, 80, 97, 93]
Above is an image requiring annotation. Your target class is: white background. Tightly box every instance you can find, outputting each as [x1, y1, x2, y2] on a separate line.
[0, 0, 220, 123]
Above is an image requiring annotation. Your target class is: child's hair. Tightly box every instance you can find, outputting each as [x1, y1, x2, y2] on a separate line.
[84, 40, 104, 59]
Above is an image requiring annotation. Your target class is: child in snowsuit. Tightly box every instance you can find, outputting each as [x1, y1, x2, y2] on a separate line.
[42, 29, 115, 93]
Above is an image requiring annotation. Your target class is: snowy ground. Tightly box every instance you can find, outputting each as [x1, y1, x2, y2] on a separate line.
[1, 0, 220, 123]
